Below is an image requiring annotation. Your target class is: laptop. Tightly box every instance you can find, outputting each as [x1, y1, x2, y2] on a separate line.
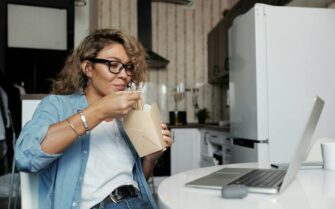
[186, 96, 324, 194]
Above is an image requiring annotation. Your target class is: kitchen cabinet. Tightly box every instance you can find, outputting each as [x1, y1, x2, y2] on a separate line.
[200, 129, 231, 167]
[170, 127, 230, 174]
[207, 0, 300, 85]
[207, 18, 229, 84]
[170, 128, 201, 175]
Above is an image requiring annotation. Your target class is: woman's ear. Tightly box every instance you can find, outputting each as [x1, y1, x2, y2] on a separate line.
[81, 61, 92, 78]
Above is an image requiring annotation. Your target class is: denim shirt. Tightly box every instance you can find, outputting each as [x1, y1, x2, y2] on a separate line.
[15, 94, 157, 209]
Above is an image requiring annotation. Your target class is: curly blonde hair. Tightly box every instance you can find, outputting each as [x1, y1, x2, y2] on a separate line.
[51, 29, 147, 94]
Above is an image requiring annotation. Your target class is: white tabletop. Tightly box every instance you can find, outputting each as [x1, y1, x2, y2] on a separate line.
[157, 163, 335, 209]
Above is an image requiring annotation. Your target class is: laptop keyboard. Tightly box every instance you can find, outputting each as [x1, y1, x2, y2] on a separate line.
[229, 169, 286, 188]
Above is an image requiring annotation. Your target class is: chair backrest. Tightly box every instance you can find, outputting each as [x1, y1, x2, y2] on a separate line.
[20, 97, 44, 209]
[306, 137, 335, 162]
[20, 172, 39, 209]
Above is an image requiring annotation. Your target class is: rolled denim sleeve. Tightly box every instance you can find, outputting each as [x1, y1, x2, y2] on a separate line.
[15, 95, 63, 173]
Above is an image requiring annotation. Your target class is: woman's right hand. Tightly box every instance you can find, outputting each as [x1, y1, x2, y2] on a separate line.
[97, 91, 141, 120]
[40, 91, 140, 154]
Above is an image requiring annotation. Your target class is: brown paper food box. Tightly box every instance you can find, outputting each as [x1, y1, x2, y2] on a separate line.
[123, 101, 166, 157]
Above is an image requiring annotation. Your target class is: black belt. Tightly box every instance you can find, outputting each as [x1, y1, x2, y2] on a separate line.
[104, 185, 139, 204]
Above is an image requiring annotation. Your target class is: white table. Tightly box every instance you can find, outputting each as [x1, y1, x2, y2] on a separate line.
[157, 163, 335, 209]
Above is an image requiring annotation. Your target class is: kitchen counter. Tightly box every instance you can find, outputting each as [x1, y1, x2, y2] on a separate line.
[168, 123, 229, 132]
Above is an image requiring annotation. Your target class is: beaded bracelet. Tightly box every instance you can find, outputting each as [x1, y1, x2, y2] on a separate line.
[66, 119, 81, 138]
[77, 109, 90, 135]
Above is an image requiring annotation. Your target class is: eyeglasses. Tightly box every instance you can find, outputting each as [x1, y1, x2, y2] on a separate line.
[87, 58, 134, 76]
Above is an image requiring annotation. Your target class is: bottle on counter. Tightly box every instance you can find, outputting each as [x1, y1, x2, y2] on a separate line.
[174, 110, 179, 125]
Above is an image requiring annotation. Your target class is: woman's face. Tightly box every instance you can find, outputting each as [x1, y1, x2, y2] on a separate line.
[83, 43, 133, 99]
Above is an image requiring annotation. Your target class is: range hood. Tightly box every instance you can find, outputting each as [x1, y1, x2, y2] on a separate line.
[152, 0, 195, 6]
[137, 0, 169, 68]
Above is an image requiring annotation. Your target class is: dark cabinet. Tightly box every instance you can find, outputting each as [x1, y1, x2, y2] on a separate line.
[207, 0, 291, 84]
[208, 18, 229, 84]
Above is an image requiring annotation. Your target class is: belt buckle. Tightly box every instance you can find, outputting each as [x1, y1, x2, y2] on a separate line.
[108, 194, 120, 204]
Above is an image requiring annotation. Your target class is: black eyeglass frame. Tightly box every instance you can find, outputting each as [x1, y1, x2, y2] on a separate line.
[86, 58, 135, 76]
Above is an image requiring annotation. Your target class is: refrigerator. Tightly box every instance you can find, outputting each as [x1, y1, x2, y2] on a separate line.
[229, 3, 335, 164]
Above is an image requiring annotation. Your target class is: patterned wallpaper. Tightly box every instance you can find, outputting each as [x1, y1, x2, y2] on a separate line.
[91, 0, 239, 123]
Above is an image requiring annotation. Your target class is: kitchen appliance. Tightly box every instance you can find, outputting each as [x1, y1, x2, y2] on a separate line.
[152, 0, 195, 6]
[229, 4, 335, 164]
[137, 0, 169, 68]
[200, 130, 231, 167]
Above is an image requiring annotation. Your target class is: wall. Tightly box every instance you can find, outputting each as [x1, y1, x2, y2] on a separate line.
[90, 0, 237, 123]
[75, 1, 91, 47]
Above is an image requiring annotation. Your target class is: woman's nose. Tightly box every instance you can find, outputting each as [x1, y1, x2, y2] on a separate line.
[117, 68, 128, 78]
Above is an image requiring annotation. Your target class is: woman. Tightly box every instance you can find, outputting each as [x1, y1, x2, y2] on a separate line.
[15, 29, 172, 209]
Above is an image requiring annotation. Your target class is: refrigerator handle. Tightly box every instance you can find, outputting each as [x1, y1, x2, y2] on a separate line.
[230, 137, 268, 148]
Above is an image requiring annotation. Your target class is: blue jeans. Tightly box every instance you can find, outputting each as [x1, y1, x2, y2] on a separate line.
[91, 196, 153, 209]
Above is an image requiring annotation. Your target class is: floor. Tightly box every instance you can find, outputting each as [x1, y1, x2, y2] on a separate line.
[0, 172, 21, 209]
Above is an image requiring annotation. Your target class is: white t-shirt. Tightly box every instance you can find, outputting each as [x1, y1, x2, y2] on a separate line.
[80, 120, 138, 209]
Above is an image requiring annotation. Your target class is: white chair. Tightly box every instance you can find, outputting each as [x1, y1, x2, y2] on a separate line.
[305, 137, 335, 162]
[19, 98, 42, 209]
[20, 172, 38, 209]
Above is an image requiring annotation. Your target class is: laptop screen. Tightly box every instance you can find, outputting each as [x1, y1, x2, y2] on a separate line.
[280, 96, 324, 192]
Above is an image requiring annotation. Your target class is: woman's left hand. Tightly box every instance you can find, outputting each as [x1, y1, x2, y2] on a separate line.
[161, 123, 173, 148]
[143, 123, 173, 163]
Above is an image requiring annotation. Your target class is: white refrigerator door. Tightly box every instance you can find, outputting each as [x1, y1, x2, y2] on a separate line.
[263, 5, 335, 163]
[229, 7, 260, 141]
[229, 4, 270, 163]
